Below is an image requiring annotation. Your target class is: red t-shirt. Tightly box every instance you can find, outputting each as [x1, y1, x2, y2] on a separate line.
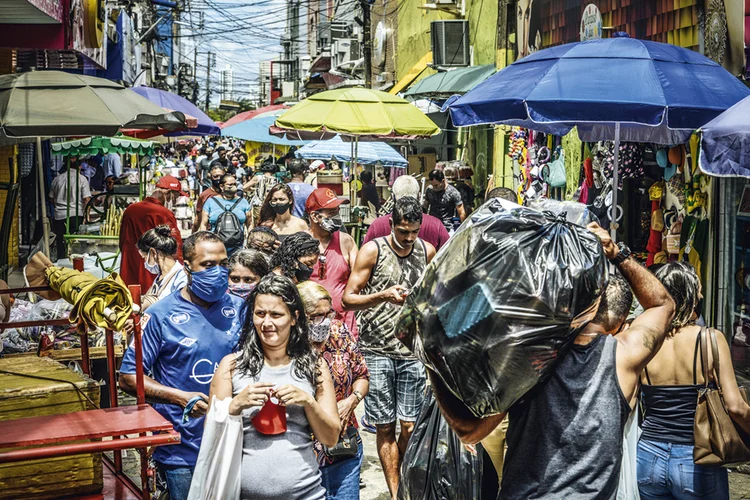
[363, 213, 450, 250]
[119, 197, 183, 291]
[196, 187, 219, 214]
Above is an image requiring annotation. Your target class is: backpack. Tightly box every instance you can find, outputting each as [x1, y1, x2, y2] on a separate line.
[212, 197, 245, 249]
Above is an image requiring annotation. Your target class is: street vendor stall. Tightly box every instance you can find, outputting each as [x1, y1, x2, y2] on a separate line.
[51, 136, 155, 267]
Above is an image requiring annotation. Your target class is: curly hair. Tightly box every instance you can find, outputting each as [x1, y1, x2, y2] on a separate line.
[269, 232, 320, 279]
[259, 183, 295, 225]
[233, 274, 320, 386]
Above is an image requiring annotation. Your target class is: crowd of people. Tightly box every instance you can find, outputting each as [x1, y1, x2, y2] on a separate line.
[107, 139, 750, 500]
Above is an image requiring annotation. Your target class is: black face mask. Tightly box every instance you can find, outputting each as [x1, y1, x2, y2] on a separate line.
[271, 203, 291, 215]
[295, 262, 314, 282]
[212, 179, 221, 189]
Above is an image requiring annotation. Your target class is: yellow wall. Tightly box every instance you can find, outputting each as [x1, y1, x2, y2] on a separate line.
[396, 0, 498, 82]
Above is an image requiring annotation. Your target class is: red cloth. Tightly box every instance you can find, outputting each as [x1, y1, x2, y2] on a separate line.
[196, 187, 219, 214]
[311, 231, 358, 338]
[119, 197, 183, 291]
[363, 213, 449, 250]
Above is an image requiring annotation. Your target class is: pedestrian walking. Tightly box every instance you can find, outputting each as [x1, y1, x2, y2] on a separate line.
[288, 159, 315, 218]
[298, 280, 369, 500]
[120, 232, 244, 500]
[227, 249, 270, 299]
[137, 225, 188, 311]
[200, 173, 252, 257]
[119, 175, 184, 290]
[48, 159, 91, 260]
[259, 184, 309, 241]
[205, 274, 341, 500]
[363, 175, 450, 251]
[637, 262, 750, 499]
[343, 196, 436, 499]
[423, 169, 466, 231]
[306, 187, 359, 337]
[194, 164, 225, 230]
[270, 232, 320, 283]
[431, 224, 675, 500]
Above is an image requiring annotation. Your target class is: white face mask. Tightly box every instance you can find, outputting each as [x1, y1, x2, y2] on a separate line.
[143, 251, 160, 275]
[391, 230, 406, 250]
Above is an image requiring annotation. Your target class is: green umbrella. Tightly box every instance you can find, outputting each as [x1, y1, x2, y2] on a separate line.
[0, 71, 187, 138]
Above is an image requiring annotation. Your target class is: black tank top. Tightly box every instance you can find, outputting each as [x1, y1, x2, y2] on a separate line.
[640, 333, 714, 445]
[501, 335, 630, 500]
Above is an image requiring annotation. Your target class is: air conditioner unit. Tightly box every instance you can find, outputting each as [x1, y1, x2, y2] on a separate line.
[330, 22, 350, 41]
[431, 20, 469, 67]
[155, 54, 170, 76]
[332, 38, 361, 68]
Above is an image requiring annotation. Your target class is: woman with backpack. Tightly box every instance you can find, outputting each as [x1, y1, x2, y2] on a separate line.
[200, 173, 252, 257]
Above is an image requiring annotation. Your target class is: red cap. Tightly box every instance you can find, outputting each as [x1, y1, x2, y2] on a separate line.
[155, 175, 188, 196]
[305, 188, 349, 213]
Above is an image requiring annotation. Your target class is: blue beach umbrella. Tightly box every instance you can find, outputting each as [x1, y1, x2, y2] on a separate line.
[296, 135, 407, 167]
[222, 115, 306, 146]
[447, 36, 750, 237]
[699, 96, 750, 178]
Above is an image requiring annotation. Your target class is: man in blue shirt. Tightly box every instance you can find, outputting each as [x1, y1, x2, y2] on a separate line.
[287, 159, 315, 218]
[120, 231, 244, 500]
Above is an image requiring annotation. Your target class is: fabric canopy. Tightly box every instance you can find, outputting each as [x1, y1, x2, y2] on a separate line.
[699, 95, 750, 177]
[296, 135, 407, 167]
[131, 86, 220, 136]
[51, 136, 155, 156]
[221, 104, 290, 129]
[405, 65, 496, 98]
[274, 87, 441, 138]
[222, 115, 306, 146]
[447, 37, 750, 144]
[0, 71, 186, 138]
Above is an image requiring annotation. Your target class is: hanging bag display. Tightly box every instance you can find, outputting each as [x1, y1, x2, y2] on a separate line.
[544, 149, 567, 188]
[693, 328, 750, 467]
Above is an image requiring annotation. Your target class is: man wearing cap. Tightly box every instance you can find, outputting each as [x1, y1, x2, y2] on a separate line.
[307, 188, 359, 336]
[119, 175, 184, 290]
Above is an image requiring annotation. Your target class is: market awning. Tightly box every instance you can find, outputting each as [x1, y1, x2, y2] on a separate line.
[51, 136, 156, 156]
[405, 65, 496, 99]
[390, 52, 432, 95]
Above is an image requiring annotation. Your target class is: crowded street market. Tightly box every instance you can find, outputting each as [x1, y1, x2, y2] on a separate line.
[1, 1, 750, 499]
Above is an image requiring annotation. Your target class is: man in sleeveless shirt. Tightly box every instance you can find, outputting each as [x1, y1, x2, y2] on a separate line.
[429, 223, 675, 500]
[306, 188, 359, 336]
[344, 197, 436, 499]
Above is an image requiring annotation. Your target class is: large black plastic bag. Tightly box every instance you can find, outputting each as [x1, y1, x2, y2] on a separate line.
[397, 198, 608, 417]
[398, 391, 482, 500]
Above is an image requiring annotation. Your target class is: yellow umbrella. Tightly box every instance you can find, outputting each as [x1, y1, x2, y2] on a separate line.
[273, 88, 440, 202]
[273, 88, 441, 138]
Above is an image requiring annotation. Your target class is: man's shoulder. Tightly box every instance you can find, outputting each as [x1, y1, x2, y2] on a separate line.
[143, 292, 184, 321]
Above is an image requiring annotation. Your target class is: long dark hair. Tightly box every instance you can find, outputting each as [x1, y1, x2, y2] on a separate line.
[269, 232, 320, 279]
[259, 183, 294, 225]
[234, 274, 320, 386]
[654, 261, 700, 335]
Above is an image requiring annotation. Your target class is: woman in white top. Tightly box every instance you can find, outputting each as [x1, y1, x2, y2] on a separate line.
[137, 225, 188, 311]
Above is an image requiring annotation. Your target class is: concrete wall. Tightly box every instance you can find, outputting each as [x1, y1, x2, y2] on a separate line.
[396, 0, 497, 81]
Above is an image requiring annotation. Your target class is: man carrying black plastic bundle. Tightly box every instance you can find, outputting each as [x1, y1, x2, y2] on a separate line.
[431, 223, 675, 500]
[344, 196, 436, 499]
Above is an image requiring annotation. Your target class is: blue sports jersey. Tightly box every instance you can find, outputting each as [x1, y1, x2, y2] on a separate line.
[120, 289, 245, 467]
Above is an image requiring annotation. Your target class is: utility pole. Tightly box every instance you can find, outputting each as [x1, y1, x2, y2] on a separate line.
[205, 51, 213, 112]
[362, 0, 372, 88]
[192, 46, 198, 104]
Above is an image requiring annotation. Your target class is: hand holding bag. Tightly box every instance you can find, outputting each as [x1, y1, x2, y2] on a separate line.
[693, 328, 750, 467]
[187, 396, 243, 500]
[323, 425, 359, 461]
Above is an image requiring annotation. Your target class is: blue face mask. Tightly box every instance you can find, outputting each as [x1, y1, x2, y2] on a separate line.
[188, 265, 229, 303]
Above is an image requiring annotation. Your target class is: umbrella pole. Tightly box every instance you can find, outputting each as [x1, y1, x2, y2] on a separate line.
[610, 123, 620, 242]
[66, 157, 71, 236]
[36, 137, 51, 256]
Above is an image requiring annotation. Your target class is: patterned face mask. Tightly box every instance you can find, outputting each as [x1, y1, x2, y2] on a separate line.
[309, 318, 331, 343]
